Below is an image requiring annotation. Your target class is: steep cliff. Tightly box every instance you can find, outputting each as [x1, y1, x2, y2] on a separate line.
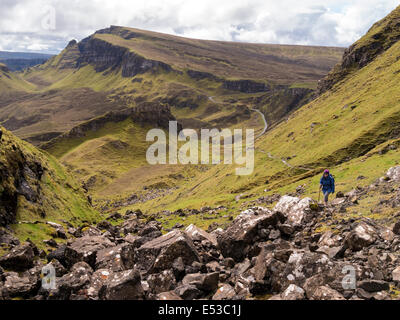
[0, 127, 97, 236]
[318, 5, 400, 94]
[41, 102, 179, 151]
[77, 36, 172, 76]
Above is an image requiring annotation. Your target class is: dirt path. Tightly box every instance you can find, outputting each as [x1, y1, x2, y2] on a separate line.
[208, 97, 309, 170]
[250, 108, 268, 139]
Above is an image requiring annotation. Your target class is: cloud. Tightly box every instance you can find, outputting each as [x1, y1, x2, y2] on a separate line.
[0, 0, 398, 53]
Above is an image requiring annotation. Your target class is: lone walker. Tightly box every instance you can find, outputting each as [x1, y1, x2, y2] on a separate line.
[320, 169, 335, 205]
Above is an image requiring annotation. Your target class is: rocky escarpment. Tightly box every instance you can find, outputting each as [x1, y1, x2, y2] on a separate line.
[222, 80, 271, 93]
[255, 87, 314, 127]
[2, 166, 400, 300]
[77, 36, 172, 77]
[0, 128, 46, 227]
[41, 102, 180, 150]
[318, 5, 400, 94]
[186, 70, 221, 82]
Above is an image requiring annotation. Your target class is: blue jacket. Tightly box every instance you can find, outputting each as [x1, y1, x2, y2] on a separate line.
[320, 174, 335, 193]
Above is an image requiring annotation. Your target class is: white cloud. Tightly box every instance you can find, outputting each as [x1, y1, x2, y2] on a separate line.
[0, 0, 398, 53]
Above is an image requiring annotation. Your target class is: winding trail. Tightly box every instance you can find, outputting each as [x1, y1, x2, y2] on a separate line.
[250, 108, 268, 139]
[208, 96, 302, 169]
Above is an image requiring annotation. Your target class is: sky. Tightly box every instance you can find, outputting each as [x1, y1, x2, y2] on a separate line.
[0, 0, 398, 54]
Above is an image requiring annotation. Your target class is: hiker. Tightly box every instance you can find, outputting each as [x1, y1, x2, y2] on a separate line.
[320, 169, 335, 205]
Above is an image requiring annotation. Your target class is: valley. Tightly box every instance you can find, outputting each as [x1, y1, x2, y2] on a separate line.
[1, 4, 400, 301]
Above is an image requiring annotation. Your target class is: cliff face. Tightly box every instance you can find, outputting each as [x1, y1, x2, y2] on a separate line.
[77, 36, 172, 77]
[0, 127, 94, 228]
[255, 87, 314, 127]
[41, 102, 179, 150]
[318, 5, 400, 94]
[222, 80, 271, 93]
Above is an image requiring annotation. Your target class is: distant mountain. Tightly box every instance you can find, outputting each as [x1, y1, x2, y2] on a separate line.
[0, 51, 53, 71]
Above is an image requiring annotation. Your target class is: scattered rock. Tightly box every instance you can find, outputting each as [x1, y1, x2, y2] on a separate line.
[64, 236, 114, 268]
[358, 280, 390, 293]
[147, 270, 177, 294]
[217, 208, 282, 261]
[281, 284, 305, 300]
[182, 272, 219, 292]
[345, 221, 377, 251]
[185, 224, 217, 247]
[274, 196, 317, 225]
[136, 230, 200, 273]
[311, 286, 345, 300]
[0, 243, 36, 271]
[99, 269, 144, 300]
[212, 284, 236, 300]
[387, 166, 400, 181]
[392, 266, 400, 282]
[157, 291, 183, 300]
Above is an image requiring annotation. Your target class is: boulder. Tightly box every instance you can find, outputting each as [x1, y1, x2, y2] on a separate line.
[47, 245, 68, 267]
[121, 217, 140, 235]
[99, 269, 144, 300]
[274, 196, 316, 225]
[392, 266, 400, 282]
[95, 244, 133, 272]
[281, 284, 305, 300]
[136, 230, 200, 273]
[0, 228, 20, 246]
[147, 270, 177, 294]
[2, 271, 40, 298]
[79, 226, 103, 237]
[48, 259, 68, 277]
[0, 243, 36, 271]
[386, 166, 400, 181]
[345, 221, 377, 251]
[316, 246, 343, 260]
[212, 284, 236, 300]
[217, 208, 282, 261]
[87, 269, 113, 300]
[158, 291, 183, 300]
[252, 241, 291, 282]
[174, 284, 202, 300]
[358, 280, 390, 293]
[393, 222, 400, 236]
[185, 224, 217, 247]
[49, 262, 93, 300]
[318, 231, 343, 248]
[182, 272, 219, 292]
[64, 236, 114, 268]
[139, 222, 161, 237]
[278, 250, 334, 292]
[311, 286, 345, 300]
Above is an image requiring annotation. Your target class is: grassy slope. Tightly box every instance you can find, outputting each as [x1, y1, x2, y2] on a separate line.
[0, 127, 100, 248]
[115, 11, 400, 231]
[0, 64, 35, 93]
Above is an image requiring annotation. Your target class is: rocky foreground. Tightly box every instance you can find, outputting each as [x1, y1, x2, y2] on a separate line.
[2, 167, 400, 300]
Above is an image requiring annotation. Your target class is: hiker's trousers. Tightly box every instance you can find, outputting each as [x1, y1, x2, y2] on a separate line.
[323, 191, 331, 203]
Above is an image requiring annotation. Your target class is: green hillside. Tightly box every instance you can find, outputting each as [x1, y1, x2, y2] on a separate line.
[110, 5, 400, 230]
[0, 127, 99, 249]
